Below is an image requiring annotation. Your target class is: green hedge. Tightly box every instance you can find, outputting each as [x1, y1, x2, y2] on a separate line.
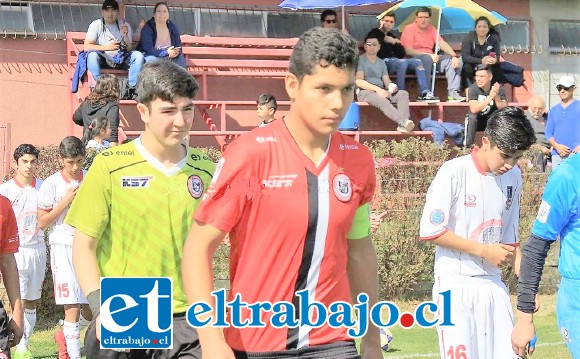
[9, 139, 555, 326]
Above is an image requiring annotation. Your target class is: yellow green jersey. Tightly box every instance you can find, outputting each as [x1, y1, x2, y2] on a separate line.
[65, 139, 215, 313]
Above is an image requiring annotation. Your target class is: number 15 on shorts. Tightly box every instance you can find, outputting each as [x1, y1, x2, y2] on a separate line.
[100, 277, 173, 350]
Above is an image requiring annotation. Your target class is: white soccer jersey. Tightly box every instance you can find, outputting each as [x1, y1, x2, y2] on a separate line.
[0, 178, 44, 247]
[420, 150, 521, 277]
[38, 171, 85, 246]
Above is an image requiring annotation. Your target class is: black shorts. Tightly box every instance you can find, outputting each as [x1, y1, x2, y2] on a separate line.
[0, 302, 11, 359]
[233, 341, 360, 359]
[84, 314, 200, 359]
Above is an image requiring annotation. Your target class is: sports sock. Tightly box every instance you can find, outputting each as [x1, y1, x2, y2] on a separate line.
[63, 320, 81, 359]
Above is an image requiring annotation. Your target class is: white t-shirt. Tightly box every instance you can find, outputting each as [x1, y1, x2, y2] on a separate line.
[38, 171, 85, 246]
[86, 139, 110, 150]
[0, 178, 44, 247]
[86, 18, 133, 56]
[420, 150, 521, 277]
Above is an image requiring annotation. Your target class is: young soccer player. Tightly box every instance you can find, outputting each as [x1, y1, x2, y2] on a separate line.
[256, 93, 277, 127]
[182, 28, 383, 359]
[0, 194, 23, 358]
[0, 144, 44, 359]
[38, 136, 90, 359]
[67, 60, 214, 358]
[512, 153, 580, 358]
[419, 106, 536, 359]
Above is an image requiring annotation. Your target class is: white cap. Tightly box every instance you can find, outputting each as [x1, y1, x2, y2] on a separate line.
[557, 75, 576, 88]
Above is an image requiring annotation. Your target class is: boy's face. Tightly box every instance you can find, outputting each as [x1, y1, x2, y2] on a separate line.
[475, 69, 492, 89]
[364, 38, 381, 56]
[59, 155, 84, 180]
[138, 96, 194, 148]
[285, 63, 355, 138]
[15, 154, 38, 180]
[480, 137, 525, 175]
[256, 104, 275, 121]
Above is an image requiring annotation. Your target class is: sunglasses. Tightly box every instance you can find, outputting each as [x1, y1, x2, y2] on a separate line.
[365, 42, 379, 47]
[557, 85, 573, 91]
[324, 19, 337, 24]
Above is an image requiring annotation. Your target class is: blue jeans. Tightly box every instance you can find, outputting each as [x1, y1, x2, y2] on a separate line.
[384, 57, 430, 94]
[144, 54, 187, 69]
[87, 50, 144, 88]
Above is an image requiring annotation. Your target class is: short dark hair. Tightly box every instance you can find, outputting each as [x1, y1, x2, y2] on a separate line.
[153, 1, 168, 13]
[289, 27, 358, 81]
[416, 7, 432, 17]
[474, 64, 492, 73]
[484, 106, 536, 153]
[381, 13, 396, 21]
[136, 61, 199, 106]
[257, 94, 277, 111]
[365, 31, 382, 43]
[13, 144, 39, 162]
[321, 9, 337, 22]
[59, 136, 86, 158]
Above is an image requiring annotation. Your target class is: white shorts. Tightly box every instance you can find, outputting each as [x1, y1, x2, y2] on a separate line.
[15, 246, 47, 301]
[433, 276, 518, 359]
[50, 243, 88, 305]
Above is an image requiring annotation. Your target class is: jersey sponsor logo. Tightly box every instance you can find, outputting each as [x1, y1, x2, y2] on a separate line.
[333, 174, 352, 202]
[256, 136, 277, 144]
[100, 277, 173, 350]
[190, 153, 210, 162]
[262, 174, 297, 189]
[187, 175, 204, 199]
[101, 150, 135, 157]
[464, 194, 477, 207]
[204, 158, 225, 200]
[339, 143, 359, 150]
[505, 185, 514, 210]
[430, 209, 445, 225]
[121, 176, 153, 188]
[536, 200, 550, 223]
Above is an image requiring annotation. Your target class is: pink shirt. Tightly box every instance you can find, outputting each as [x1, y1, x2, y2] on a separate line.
[401, 22, 443, 54]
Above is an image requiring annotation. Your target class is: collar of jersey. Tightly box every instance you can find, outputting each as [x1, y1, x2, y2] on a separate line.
[134, 137, 189, 176]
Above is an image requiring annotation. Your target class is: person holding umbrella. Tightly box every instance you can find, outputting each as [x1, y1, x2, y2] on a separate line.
[401, 7, 465, 102]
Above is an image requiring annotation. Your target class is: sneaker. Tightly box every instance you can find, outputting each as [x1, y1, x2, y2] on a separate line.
[396, 119, 415, 132]
[54, 330, 69, 359]
[13, 349, 34, 359]
[447, 91, 466, 103]
[417, 91, 440, 103]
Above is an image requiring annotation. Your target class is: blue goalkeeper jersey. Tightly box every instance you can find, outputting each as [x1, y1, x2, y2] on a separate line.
[531, 154, 580, 280]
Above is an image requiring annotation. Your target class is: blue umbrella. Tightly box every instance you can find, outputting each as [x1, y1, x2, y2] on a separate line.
[280, 0, 397, 29]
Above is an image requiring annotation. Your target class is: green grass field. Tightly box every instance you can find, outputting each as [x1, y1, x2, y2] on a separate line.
[22, 295, 569, 359]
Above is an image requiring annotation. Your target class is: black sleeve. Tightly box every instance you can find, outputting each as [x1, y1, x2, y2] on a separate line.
[461, 32, 482, 65]
[489, 33, 501, 56]
[517, 234, 552, 313]
[106, 103, 120, 143]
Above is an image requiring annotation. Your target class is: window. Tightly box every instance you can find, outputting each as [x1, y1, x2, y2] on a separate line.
[0, 3, 34, 35]
[267, 11, 318, 38]
[199, 9, 266, 38]
[30, 3, 100, 38]
[549, 21, 580, 53]
[495, 20, 529, 48]
[348, 14, 378, 41]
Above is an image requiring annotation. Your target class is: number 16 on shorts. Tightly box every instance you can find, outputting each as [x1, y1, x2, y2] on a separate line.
[100, 277, 173, 350]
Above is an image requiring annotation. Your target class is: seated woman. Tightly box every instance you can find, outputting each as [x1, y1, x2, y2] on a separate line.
[138, 2, 187, 68]
[72, 74, 121, 146]
[460, 16, 503, 89]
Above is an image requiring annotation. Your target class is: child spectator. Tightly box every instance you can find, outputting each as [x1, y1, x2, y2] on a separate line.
[83, 116, 112, 150]
[73, 74, 120, 146]
[38, 136, 91, 359]
[256, 93, 277, 127]
[0, 145, 43, 359]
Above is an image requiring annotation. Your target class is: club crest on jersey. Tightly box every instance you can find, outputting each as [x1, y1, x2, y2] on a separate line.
[333, 174, 352, 202]
[188, 175, 204, 199]
[464, 194, 477, 207]
[505, 185, 514, 210]
[430, 209, 445, 225]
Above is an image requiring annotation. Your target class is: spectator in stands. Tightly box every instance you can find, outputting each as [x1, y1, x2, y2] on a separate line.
[256, 93, 277, 127]
[73, 74, 121, 146]
[84, 0, 144, 98]
[138, 2, 187, 68]
[461, 16, 503, 90]
[465, 64, 508, 147]
[83, 116, 112, 150]
[526, 96, 550, 170]
[369, 13, 438, 102]
[356, 32, 415, 132]
[320, 9, 339, 29]
[401, 7, 465, 102]
[546, 76, 580, 169]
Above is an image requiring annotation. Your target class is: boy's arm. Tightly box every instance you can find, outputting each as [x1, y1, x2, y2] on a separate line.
[0, 253, 23, 347]
[355, 70, 384, 93]
[38, 186, 78, 230]
[182, 220, 234, 358]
